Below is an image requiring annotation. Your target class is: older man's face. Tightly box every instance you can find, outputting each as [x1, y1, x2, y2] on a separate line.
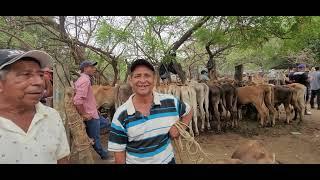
[129, 66, 155, 97]
[0, 59, 45, 107]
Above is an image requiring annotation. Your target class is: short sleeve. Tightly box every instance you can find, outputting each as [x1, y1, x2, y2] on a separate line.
[108, 111, 128, 152]
[176, 98, 191, 118]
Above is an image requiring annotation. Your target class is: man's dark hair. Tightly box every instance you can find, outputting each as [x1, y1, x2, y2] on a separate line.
[201, 70, 207, 74]
[130, 59, 155, 74]
[316, 67, 320, 71]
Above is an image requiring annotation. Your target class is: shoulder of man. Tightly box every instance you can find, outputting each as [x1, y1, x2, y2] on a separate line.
[37, 103, 62, 120]
[75, 75, 91, 85]
[112, 101, 130, 123]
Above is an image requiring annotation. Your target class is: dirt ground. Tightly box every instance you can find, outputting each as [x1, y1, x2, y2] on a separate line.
[91, 106, 320, 164]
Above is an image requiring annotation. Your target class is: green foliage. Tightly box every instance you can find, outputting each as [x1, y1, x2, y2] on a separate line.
[96, 19, 131, 47]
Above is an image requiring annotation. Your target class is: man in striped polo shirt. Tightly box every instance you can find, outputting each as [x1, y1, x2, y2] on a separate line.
[108, 59, 193, 164]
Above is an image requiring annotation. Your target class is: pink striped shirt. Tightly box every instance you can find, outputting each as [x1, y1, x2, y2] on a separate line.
[73, 73, 99, 119]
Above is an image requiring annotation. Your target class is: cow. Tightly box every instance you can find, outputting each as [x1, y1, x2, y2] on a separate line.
[258, 84, 276, 126]
[189, 80, 211, 132]
[286, 83, 306, 123]
[215, 140, 279, 164]
[231, 140, 278, 164]
[92, 85, 117, 119]
[207, 81, 223, 132]
[92, 85, 116, 108]
[180, 85, 198, 136]
[114, 83, 133, 109]
[220, 82, 238, 128]
[237, 86, 269, 127]
[273, 85, 294, 124]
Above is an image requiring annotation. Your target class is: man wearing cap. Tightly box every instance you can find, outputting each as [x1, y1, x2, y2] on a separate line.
[0, 49, 70, 163]
[108, 59, 193, 164]
[309, 67, 320, 110]
[292, 64, 312, 115]
[199, 69, 209, 82]
[73, 60, 108, 160]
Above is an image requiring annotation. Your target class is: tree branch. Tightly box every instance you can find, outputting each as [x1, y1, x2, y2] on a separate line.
[0, 28, 34, 50]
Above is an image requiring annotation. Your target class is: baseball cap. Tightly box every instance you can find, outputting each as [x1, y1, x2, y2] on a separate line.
[130, 59, 155, 73]
[297, 64, 306, 69]
[0, 49, 53, 70]
[80, 60, 97, 70]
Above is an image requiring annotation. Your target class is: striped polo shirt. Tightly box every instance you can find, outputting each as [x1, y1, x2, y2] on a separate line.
[108, 91, 190, 164]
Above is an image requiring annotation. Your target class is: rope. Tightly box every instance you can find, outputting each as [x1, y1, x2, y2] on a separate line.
[173, 121, 215, 164]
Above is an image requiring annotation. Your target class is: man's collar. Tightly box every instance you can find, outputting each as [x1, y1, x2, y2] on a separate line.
[80, 73, 90, 78]
[127, 91, 161, 115]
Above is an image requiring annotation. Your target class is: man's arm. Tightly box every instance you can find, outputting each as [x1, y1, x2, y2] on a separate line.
[114, 151, 126, 164]
[75, 104, 92, 120]
[170, 107, 193, 139]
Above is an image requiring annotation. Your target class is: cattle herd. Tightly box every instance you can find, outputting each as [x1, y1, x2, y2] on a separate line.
[92, 74, 307, 138]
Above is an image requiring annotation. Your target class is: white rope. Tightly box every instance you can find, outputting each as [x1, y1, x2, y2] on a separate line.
[173, 121, 215, 164]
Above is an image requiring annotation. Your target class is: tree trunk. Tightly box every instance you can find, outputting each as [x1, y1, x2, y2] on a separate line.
[64, 87, 94, 164]
[206, 43, 217, 80]
[234, 64, 243, 82]
[162, 16, 211, 85]
[124, 62, 131, 83]
[111, 58, 118, 86]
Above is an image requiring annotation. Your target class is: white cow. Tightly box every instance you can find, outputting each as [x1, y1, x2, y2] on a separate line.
[189, 80, 211, 132]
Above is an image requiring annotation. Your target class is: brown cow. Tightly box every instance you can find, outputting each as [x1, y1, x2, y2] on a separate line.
[273, 85, 294, 124]
[207, 81, 223, 132]
[286, 83, 306, 123]
[231, 140, 277, 164]
[258, 84, 276, 126]
[114, 83, 133, 109]
[215, 140, 279, 164]
[237, 86, 269, 127]
[92, 85, 116, 109]
[220, 82, 238, 128]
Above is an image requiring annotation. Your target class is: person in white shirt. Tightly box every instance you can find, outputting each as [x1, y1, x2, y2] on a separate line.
[309, 67, 320, 109]
[0, 49, 70, 164]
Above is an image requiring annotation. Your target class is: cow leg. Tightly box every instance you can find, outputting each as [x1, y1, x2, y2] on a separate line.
[204, 92, 211, 131]
[265, 104, 276, 127]
[298, 100, 305, 123]
[275, 105, 280, 121]
[284, 103, 291, 124]
[253, 102, 267, 127]
[232, 97, 238, 128]
[199, 96, 206, 132]
[191, 89, 199, 136]
[214, 101, 221, 132]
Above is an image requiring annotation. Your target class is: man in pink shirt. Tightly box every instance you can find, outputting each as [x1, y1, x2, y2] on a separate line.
[73, 60, 108, 159]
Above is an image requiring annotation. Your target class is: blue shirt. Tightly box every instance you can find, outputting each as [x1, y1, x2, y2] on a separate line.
[108, 92, 190, 164]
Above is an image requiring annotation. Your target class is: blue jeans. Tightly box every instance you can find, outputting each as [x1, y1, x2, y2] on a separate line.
[99, 115, 111, 131]
[84, 118, 108, 159]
